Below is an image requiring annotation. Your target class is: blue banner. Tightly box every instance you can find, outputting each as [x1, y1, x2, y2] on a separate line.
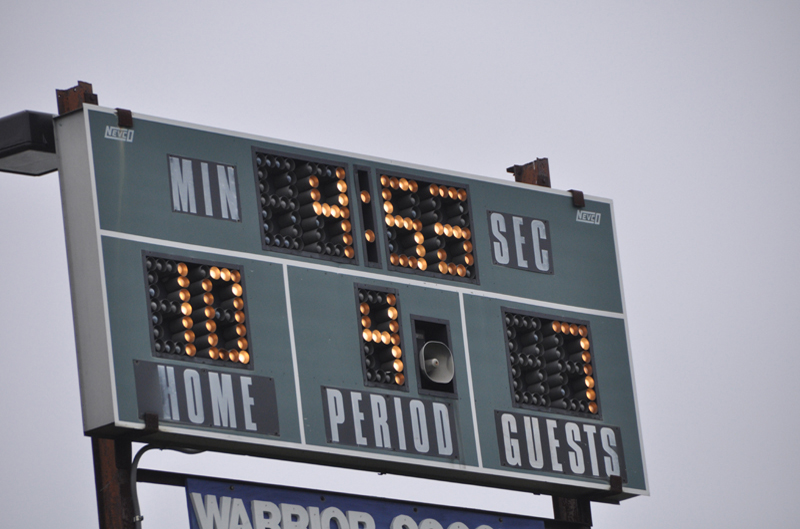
[185, 478, 546, 529]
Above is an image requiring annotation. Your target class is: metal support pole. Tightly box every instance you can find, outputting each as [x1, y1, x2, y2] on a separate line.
[92, 437, 136, 529]
[508, 157, 593, 528]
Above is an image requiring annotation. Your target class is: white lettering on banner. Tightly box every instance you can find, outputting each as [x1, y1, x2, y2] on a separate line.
[488, 211, 552, 273]
[218, 165, 240, 220]
[170, 156, 197, 214]
[489, 213, 510, 264]
[351, 392, 368, 446]
[185, 369, 204, 424]
[546, 419, 563, 472]
[323, 388, 456, 458]
[497, 412, 625, 479]
[326, 389, 346, 442]
[523, 416, 544, 469]
[530, 220, 549, 272]
[582, 425, 600, 477]
[209, 372, 237, 428]
[501, 413, 521, 466]
[252, 501, 281, 529]
[191, 496, 496, 529]
[157, 365, 179, 420]
[241, 377, 258, 431]
[601, 427, 621, 477]
[370, 394, 391, 449]
[565, 422, 585, 474]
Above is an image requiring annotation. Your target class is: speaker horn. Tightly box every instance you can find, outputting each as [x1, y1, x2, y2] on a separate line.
[419, 341, 454, 384]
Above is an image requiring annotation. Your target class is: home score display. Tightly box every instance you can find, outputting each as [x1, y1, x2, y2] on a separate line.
[56, 106, 647, 501]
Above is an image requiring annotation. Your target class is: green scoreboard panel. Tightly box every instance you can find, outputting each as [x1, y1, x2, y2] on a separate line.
[55, 106, 647, 501]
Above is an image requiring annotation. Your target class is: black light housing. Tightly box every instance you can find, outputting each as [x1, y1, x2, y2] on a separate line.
[0, 111, 58, 176]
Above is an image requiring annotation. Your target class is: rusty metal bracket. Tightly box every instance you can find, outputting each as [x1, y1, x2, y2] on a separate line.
[506, 158, 551, 188]
[142, 413, 159, 435]
[568, 189, 585, 208]
[116, 108, 133, 128]
[56, 81, 98, 115]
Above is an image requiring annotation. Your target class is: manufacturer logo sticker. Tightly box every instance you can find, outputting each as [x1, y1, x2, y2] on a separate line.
[576, 210, 601, 225]
[104, 125, 134, 142]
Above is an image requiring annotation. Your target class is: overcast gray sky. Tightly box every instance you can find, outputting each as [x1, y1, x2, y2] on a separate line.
[2, 2, 799, 528]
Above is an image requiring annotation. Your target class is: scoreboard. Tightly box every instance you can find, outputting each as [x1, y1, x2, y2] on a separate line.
[55, 105, 647, 501]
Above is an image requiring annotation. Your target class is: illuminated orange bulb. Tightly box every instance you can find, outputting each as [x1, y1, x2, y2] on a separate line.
[438, 186, 448, 198]
[408, 256, 418, 269]
[394, 214, 404, 227]
[341, 207, 350, 219]
[389, 177, 400, 189]
[220, 268, 231, 281]
[569, 324, 579, 336]
[412, 219, 422, 231]
[398, 254, 409, 267]
[448, 187, 458, 200]
[322, 204, 332, 217]
[185, 344, 197, 357]
[452, 226, 462, 239]
[180, 303, 192, 316]
[462, 228, 471, 240]
[230, 270, 241, 283]
[399, 178, 409, 191]
[335, 167, 346, 179]
[371, 330, 382, 342]
[203, 306, 217, 319]
[586, 389, 597, 402]
[234, 311, 245, 324]
[456, 264, 467, 277]
[417, 258, 428, 271]
[390, 254, 400, 266]
[394, 373, 405, 386]
[385, 293, 397, 306]
[438, 262, 448, 274]
[385, 214, 395, 227]
[209, 266, 221, 280]
[360, 302, 370, 315]
[362, 329, 373, 342]
[457, 189, 467, 201]
[345, 246, 355, 259]
[365, 230, 376, 243]
[381, 331, 391, 345]
[551, 321, 561, 333]
[384, 202, 394, 214]
[428, 184, 439, 196]
[381, 189, 392, 201]
[337, 194, 349, 207]
[330, 205, 341, 218]
[561, 322, 570, 334]
[579, 325, 589, 337]
[177, 263, 189, 277]
[380, 175, 390, 187]
[408, 180, 419, 192]
[390, 334, 401, 346]
[402, 218, 413, 230]
[447, 263, 457, 275]
[238, 351, 250, 364]
[208, 347, 220, 360]
[361, 316, 372, 328]
[443, 224, 453, 237]
[580, 337, 591, 350]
